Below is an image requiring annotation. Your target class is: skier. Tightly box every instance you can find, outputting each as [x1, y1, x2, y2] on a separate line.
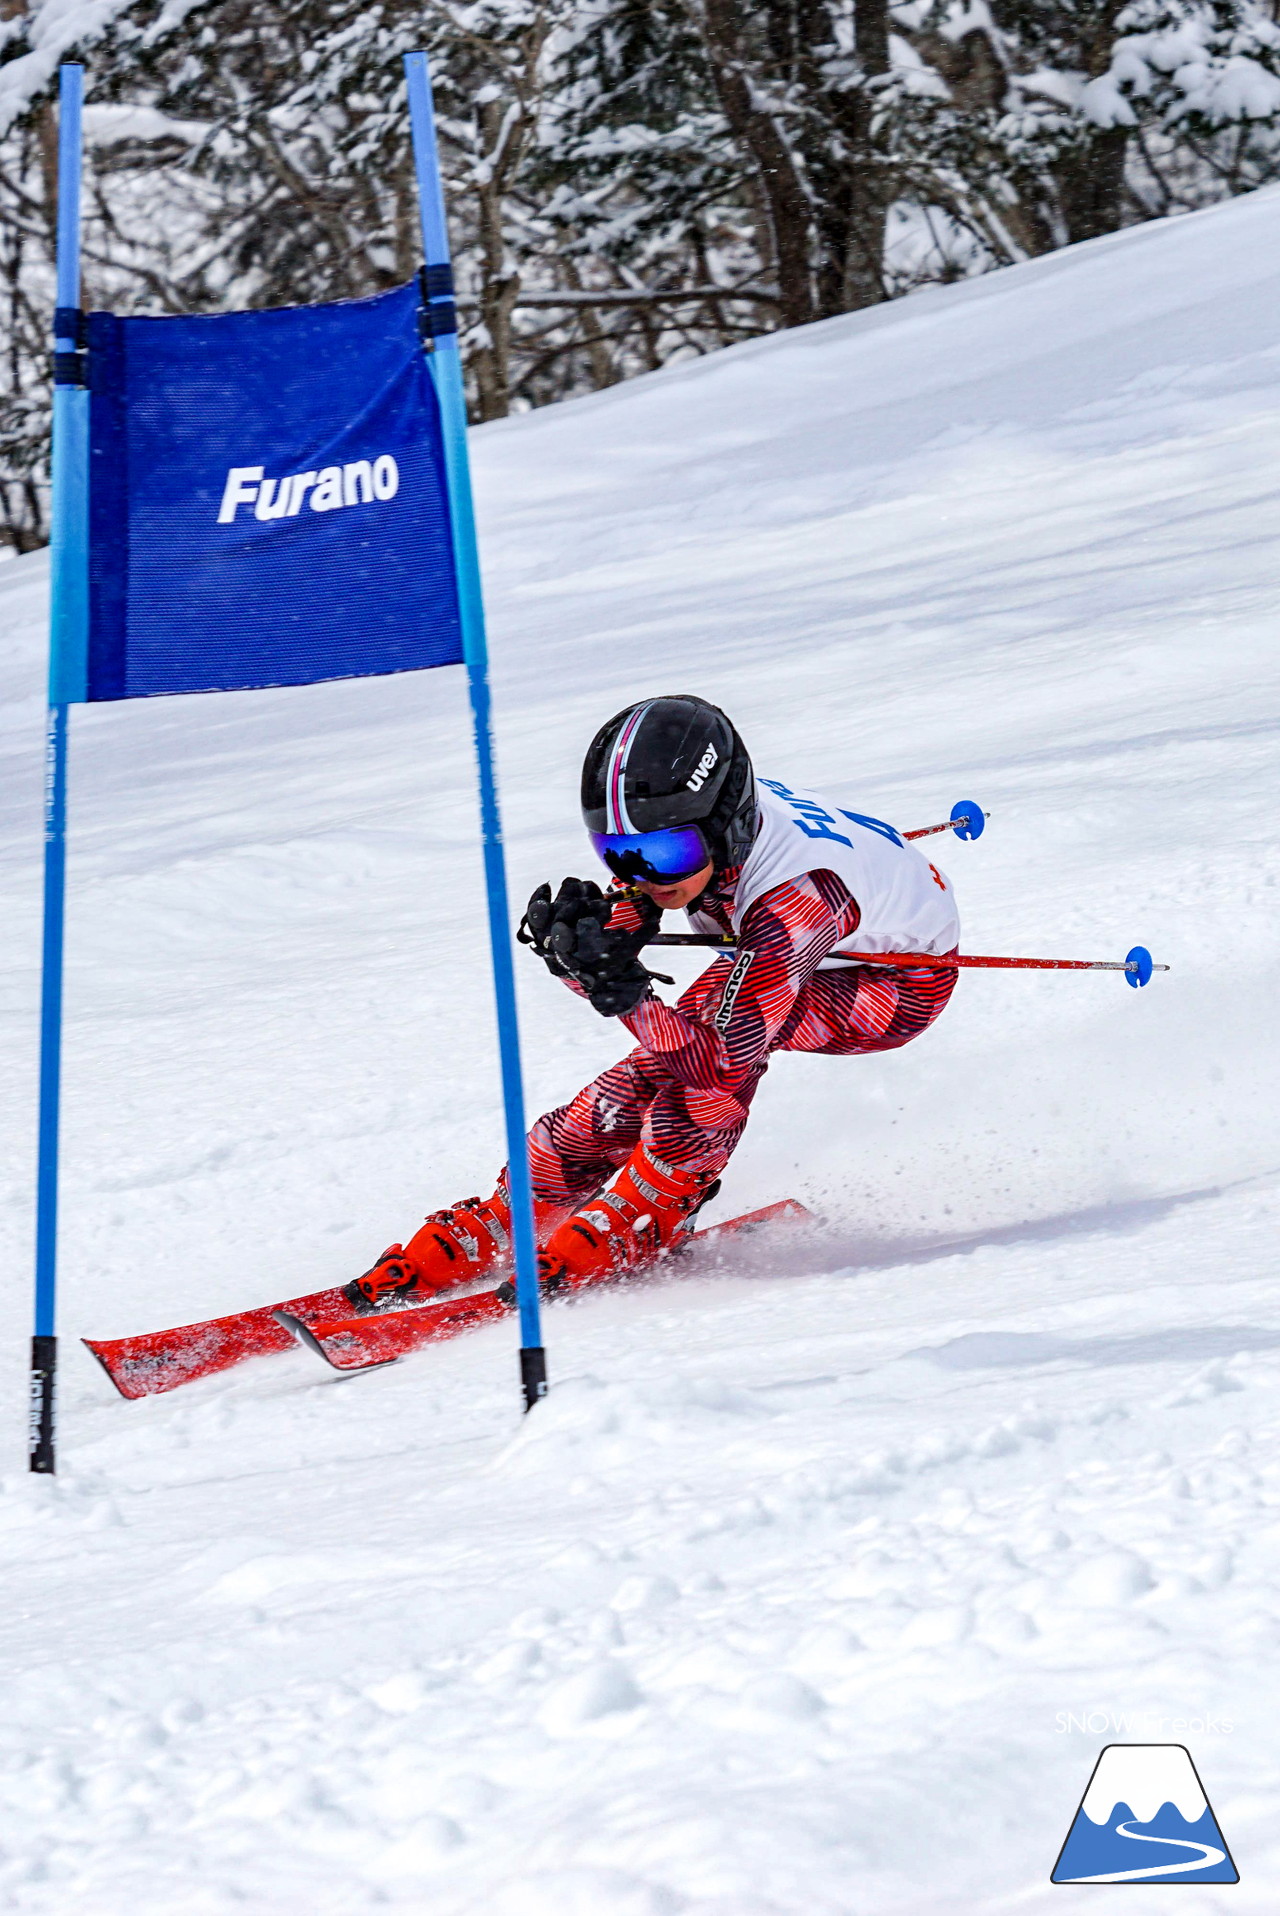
[349, 695, 960, 1309]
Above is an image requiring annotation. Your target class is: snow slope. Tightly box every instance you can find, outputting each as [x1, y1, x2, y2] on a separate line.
[3, 184, 1280, 1911]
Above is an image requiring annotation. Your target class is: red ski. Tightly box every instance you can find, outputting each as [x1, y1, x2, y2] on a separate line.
[276, 1199, 812, 1374]
[275, 1286, 512, 1371]
[82, 1281, 375, 1401]
[84, 1199, 809, 1399]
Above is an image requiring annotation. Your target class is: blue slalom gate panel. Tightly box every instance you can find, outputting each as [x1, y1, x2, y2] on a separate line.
[86, 281, 462, 698]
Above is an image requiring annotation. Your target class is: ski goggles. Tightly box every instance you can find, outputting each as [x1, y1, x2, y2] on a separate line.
[588, 822, 712, 885]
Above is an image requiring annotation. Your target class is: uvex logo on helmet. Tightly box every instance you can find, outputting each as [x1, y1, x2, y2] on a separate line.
[686, 742, 718, 792]
[581, 694, 758, 874]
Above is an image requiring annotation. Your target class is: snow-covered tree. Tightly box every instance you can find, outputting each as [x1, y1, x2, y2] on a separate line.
[4, 0, 1280, 550]
[892, 0, 1280, 272]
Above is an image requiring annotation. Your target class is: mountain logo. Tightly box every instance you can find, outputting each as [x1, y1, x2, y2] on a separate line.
[1052, 1744, 1238, 1884]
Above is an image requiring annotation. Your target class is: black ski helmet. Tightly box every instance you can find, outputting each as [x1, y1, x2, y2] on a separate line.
[581, 695, 757, 881]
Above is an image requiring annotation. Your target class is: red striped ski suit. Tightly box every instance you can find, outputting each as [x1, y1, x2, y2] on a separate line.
[527, 868, 957, 1208]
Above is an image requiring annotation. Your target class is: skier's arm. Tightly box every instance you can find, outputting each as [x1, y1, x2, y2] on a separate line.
[617, 870, 861, 1089]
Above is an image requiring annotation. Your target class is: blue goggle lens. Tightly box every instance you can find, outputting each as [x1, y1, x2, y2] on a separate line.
[589, 824, 711, 884]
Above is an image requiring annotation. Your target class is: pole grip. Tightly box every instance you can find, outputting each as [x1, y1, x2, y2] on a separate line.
[29, 1337, 56, 1474]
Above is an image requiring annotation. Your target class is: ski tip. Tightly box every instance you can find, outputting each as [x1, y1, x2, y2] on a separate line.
[271, 1309, 324, 1355]
[271, 1309, 400, 1375]
[950, 799, 985, 841]
[1124, 944, 1155, 988]
[81, 1337, 142, 1401]
[694, 1197, 812, 1245]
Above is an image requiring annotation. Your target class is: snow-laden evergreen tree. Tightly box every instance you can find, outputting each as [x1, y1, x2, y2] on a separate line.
[888, 0, 1280, 273]
[3, 0, 1280, 548]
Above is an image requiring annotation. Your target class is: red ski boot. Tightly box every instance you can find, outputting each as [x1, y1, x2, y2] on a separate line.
[346, 1189, 567, 1313]
[536, 1145, 720, 1294]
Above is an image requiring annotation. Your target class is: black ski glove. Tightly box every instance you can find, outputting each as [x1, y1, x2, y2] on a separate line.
[519, 877, 607, 978]
[518, 878, 670, 1017]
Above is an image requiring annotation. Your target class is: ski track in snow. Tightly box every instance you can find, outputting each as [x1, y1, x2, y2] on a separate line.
[3, 188, 1280, 1910]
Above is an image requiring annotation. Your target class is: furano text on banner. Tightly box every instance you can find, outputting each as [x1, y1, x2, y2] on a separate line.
[86, 280, 461, 699]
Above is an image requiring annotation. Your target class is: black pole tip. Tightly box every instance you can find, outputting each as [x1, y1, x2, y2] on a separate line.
[520, 1345, 547, 1414]
[29, 1335, 56, 1474]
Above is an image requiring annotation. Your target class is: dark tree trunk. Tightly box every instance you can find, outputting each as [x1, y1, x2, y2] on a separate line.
[840, 0, 891, 311]
[1056, 125, 1129, 242]
[562, 254, 618, 390]
[1051, 1, 1132, 243]
[471, 94, 522, 421]
[699, 0, 817, 327]
[799, 0, 891, 316]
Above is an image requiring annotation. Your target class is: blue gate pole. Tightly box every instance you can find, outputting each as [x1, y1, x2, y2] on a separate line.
[32, 63, 90, 1473]
[404, 52, 546, 1412]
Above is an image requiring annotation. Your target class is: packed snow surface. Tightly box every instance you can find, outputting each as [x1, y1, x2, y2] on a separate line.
[3, 185, 1280, 1911]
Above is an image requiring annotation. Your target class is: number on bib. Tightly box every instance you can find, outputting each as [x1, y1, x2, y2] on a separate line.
[838, 810, 904, 849]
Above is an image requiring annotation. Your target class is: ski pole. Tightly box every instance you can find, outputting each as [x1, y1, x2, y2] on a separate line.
[903, 799, 985, 842]
[647, 939, 1168, 987]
